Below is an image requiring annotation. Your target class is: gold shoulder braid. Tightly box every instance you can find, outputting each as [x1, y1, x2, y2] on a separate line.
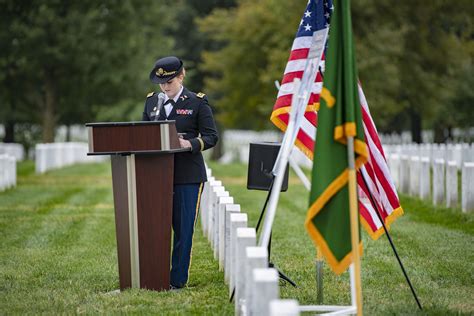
[147, 92, 155, 98]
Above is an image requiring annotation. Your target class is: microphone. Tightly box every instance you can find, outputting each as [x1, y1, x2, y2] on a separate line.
[154, 93, 166, 121]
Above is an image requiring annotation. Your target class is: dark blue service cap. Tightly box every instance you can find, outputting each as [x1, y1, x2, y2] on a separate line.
[149, 56, 184, 84]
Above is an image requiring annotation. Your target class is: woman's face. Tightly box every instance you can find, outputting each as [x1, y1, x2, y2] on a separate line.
[159, 74, 184, 99]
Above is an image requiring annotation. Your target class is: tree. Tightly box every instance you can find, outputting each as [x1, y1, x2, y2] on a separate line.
[198, 0, 306, 129]
[198, 0, 473, 140]
[353, 0, 473, 141]
[161, 0, 236, 92]
[0, 0, 173, 142]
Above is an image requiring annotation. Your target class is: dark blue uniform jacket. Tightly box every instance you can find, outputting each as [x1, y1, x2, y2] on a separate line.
[142, 87, 218, 184]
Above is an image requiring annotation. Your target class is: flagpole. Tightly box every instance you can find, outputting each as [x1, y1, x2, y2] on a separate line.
[347, 136, 363, 316]
[359, 169, 422, 310]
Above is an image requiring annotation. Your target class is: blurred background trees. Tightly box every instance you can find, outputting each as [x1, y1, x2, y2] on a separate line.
[0, 0, 173, 143]
[1, 0, 472, 144]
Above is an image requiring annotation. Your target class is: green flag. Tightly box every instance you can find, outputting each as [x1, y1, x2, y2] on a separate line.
[305, 0, 369, 275]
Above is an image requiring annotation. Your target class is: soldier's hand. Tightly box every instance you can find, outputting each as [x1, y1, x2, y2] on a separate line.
[179, 138, 192, 149]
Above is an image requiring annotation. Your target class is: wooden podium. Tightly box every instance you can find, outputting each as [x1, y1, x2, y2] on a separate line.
[86, 121, 187, 291]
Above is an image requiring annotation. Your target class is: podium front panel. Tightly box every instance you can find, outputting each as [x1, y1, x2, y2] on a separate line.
[110, 154, 173, 291]
[111, 156, 132, 289]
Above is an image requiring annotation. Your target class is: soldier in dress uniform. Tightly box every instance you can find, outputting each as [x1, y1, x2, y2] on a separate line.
[143, 56, 218, 289]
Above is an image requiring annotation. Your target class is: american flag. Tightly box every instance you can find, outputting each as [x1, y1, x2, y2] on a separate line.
[271, 0, 403, 239]
[270, 0, 331, 159]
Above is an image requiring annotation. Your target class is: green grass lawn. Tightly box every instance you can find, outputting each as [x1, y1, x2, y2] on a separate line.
[0, 161, 473, 315]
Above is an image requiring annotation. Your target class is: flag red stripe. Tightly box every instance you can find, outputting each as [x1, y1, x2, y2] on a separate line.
[304, 111, 318, 125]
[362, 107, 386, 160]
[358, 200, 378, 232]
[281, 70, 323, 85]
[364, 153, 399, 211]
[274, 93, 320, 111]
[289, 48, 309, 61]
[297, 128, 314, 152]
[282, 71, 304, 85]
[274, 95, 293, 109]
[357, 167, 388, 220]
[362, 120, 400, 209]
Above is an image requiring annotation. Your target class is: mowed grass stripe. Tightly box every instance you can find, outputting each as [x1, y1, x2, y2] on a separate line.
[0, 161, 235, 315]
[1, 164, 119, 313]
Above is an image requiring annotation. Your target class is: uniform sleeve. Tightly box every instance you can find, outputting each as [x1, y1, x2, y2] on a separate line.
[142, 98, 150, 121]
[189, 97, 218, 154]
[142, 110, 150, 121]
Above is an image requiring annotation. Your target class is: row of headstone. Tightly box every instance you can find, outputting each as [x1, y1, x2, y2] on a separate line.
[0, 143, 25, 161]
[379, 131, 415, 144]
[383, 143, 474, 170]
[200, 167, 301, 315]
[35, 142, 108, 174]
[387, 154, 474, 212]
[218, 130, 282, 164]
[216, 129, 312, 171]
[380, 128, 474, 145]
[0, 154, 17, 192]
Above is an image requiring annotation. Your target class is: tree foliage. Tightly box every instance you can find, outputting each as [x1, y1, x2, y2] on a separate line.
[199, 0, 473, 140]
[198, 0, 307, 129]
[0, 0, 173, 142]
[160, 0, 236, 92]
[1, 0, 472, 143]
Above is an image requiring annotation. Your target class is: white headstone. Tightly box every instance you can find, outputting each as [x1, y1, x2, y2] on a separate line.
[245, 247, 268, 316]
[462, 144, 473, 164]
[438, 144, 447, 162]
[269, 300, 300, 316]
[7, 156, 16, 188]
[419, 144, 432, 162]
[229, 213, 248, 294]
[250, 268, 279, 316]
[462, 162, 474, 213]
[0, 155, 6, 191]
[35, 144, 46, 174]
[202, 179, 220, 235]
[206, 167, 212, 177]
[65, 142, 75, 165]
[419, 157, 430, 200]
[453, 144, 463, 169]
[409, 156, 420, 196]
[53, 143, 64, 168]
[213, 191, 229, 256]
[433, 159, 445, 205]
[235, 228, 257, 315]
[399, 155, 410, 194]
[12, 156, 17, 188]
[216, 196, 234, 266]
[446, 161, 458, 208]
[225, 204, 241, 282]
[199, 179, 211, 235]
[0, 143, 24, 161]
[388, 154, 400, 189]
[208, 185, 225, 242]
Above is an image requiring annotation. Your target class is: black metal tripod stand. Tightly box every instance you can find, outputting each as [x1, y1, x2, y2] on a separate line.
[254, 177, 297, 287]
[230, 176, 296, 302]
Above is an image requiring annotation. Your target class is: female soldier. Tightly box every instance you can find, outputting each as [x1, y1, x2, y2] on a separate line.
[142, 56, 218, 289]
